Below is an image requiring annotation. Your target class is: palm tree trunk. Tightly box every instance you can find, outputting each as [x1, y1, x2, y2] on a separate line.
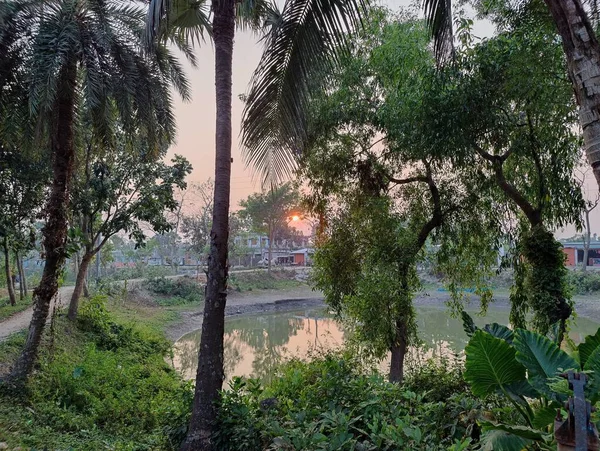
[11, 58, 78, 380]
[389, 318, 407, 383]
[68, 251, 93, 321]
[15, 251, 24, 300]
[182, 1, 235, 449]
[544, 0, 600, 188]
[3, 237, 16, 307]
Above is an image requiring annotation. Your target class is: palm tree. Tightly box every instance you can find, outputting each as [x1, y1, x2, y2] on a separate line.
[424, 0, 600, 190]
[0, 0, 190, 380]
[146, 0, 365, 448]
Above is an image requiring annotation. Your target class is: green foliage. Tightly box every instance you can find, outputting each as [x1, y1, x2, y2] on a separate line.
[462, 314, 600, 447]
[520, 226, 572, 334]
[0, 298, 192, 450]
[228, 270, 304, 292]
[78, 295, 171, 357]
[214, 353, 493, 450]
[567, 270, 600, 295]
[313, 197, 420, 361]
[145, 276, 203, 305]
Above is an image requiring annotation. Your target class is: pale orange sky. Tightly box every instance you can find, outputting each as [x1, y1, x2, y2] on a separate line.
[165, 0, 597, 237]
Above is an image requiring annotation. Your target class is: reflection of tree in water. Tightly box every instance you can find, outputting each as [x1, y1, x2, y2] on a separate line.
[230, 313, 305, 381]
[173, 328, 244, 380]
[223, 333, 244, 377]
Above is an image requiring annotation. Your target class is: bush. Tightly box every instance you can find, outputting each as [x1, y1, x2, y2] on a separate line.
[567, 270, 600, 295]
[145, 276, 203, 304]
[79, 294, 171, 357]
[214, 352, 495, 450]
[404, 356, 468, 403]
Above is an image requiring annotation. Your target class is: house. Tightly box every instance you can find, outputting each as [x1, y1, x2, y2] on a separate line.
[291, 248, 314, 266]
[561, 235, 600, 267]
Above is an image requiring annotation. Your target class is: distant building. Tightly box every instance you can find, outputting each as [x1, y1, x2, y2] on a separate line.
[561, 234, 600, 267]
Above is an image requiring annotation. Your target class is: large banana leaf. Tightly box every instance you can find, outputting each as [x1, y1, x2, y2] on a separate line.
[479, 429, 532, 451]
[483, 323, 514, 344]
[513, 329, 578, 400]
[465, 330, 526, 397]
[579, 327, 600, 368]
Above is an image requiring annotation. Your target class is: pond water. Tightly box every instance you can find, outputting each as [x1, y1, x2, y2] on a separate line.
[172, 306, 600, 383]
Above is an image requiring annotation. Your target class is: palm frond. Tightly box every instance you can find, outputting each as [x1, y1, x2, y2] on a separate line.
[422, 0, 454, 63]
[146, 0, 210, 51]
[241, 0, 368, 186]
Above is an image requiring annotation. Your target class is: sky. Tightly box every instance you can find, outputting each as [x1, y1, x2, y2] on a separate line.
[165, 0, 595, 238]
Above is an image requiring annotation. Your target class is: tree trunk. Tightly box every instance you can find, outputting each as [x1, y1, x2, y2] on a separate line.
[68, 252, 93, 321]
[19, 254, 27, 297]
[584, 207, 592, 271]
[11, 58, 78, 380]
[83, 278, 89, 298]
[3, 238, 16, 307]
[182, 1, 235, 449]
[544, 0, 600, 188]
[15, 251, 24, 300]
[268, 230, 273, 274]
[389, 319, 408, 383]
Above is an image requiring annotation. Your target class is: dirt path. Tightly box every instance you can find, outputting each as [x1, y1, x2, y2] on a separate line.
[0, 275, 182, 342]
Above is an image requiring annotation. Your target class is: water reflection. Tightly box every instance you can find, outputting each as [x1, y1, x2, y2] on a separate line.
[172, 307, 600, 383]
[173, 311, 345, 382]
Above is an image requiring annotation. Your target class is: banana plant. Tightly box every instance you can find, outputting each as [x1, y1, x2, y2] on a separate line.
[461, 312, 600, 450]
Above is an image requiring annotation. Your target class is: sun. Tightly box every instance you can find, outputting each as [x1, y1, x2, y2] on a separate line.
[291, 215, 300, 222]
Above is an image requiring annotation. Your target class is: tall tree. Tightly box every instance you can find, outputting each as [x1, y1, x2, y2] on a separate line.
[0, 148, 49, 306]
[238, 183, 300, 272]
[424, 0, 600, 191]
[1, 0, 189, 380]
[67, 139, 191, 320]
[429, 26, 584, 337]
[146, 1, 365, 447]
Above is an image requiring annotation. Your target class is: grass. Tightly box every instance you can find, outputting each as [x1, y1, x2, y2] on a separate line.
[228, 270, 306, 292]
[0, 296, 192, 450]
[0, 295, 32, 321]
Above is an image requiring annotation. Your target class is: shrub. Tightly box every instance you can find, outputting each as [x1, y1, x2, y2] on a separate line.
[567, 270, 600, 295]
[145, 276, 203, 304]
[214, 352, 495, 450]
[78, 294, 171, 357]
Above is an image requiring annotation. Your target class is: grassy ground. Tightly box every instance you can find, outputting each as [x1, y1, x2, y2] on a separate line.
[0, 296, 32, 321]
[0, 295, 191, 450]
[228, 269, 306, 292]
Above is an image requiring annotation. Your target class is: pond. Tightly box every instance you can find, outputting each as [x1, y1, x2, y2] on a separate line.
[171, 306, 600, 383]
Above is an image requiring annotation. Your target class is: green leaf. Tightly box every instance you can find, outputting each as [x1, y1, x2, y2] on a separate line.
[465, 330, 526, 397]
[461, 311, 478, 337]
[479, 429, 532, 451]
[483, 323, 514, 344]
[481, 421, 549, 441]
[578, 327, 600, 368]
[532, 405, 559, 430]
[583, 346, 600, 403]
[513, 329, 578, 399]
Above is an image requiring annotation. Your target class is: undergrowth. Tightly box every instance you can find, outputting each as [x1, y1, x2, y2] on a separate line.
[214, 352, 506, 450]
[228, 270, 304, 292]
[0, 295, 192, 450]
[145, 276, 203, 305]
